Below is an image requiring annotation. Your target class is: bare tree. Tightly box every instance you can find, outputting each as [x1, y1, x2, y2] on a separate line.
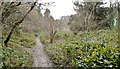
[43, 9, 63, 43]
[2, 2, 37, 47]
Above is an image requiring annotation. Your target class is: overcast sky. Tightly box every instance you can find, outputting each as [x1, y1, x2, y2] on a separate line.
[49, 0, 77, 19]
[39, 0, 119, 19]
[39, 0, 76, 19]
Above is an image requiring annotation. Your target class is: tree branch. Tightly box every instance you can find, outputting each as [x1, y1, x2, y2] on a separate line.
[4, 2, 37, 47]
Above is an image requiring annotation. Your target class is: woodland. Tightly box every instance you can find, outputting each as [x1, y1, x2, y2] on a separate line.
[0, 0, 120, 68]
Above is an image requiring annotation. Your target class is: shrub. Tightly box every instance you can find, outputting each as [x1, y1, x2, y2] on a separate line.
[1, 33, 36, 68]
[45, 30, 120, 68]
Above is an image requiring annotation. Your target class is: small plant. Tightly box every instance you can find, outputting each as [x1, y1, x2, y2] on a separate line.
[1, 33, 36, 68]
[45, 30, 120, 68]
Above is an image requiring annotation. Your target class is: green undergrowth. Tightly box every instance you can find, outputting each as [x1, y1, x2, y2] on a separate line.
[0, 33, 36, 68]
[41, 29, 120, 68]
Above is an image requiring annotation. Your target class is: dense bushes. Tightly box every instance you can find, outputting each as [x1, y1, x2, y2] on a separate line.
[44, 30, 120, 68]
[0, 33, 36, 68]
[9, 33, 36, 48]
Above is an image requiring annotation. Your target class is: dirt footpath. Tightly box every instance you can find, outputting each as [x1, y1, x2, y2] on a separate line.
[32, 37, 52, 67]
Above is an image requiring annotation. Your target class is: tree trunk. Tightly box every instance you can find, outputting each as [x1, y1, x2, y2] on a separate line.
[50, 30, 57, 43]
[4, 26, 15, 47]
[4, 2, 36, 47]
[50, 36, 53, 43]
[118, 2, 120, 47]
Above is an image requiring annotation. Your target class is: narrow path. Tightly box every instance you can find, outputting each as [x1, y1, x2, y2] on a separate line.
[32, 36, 52, 67]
